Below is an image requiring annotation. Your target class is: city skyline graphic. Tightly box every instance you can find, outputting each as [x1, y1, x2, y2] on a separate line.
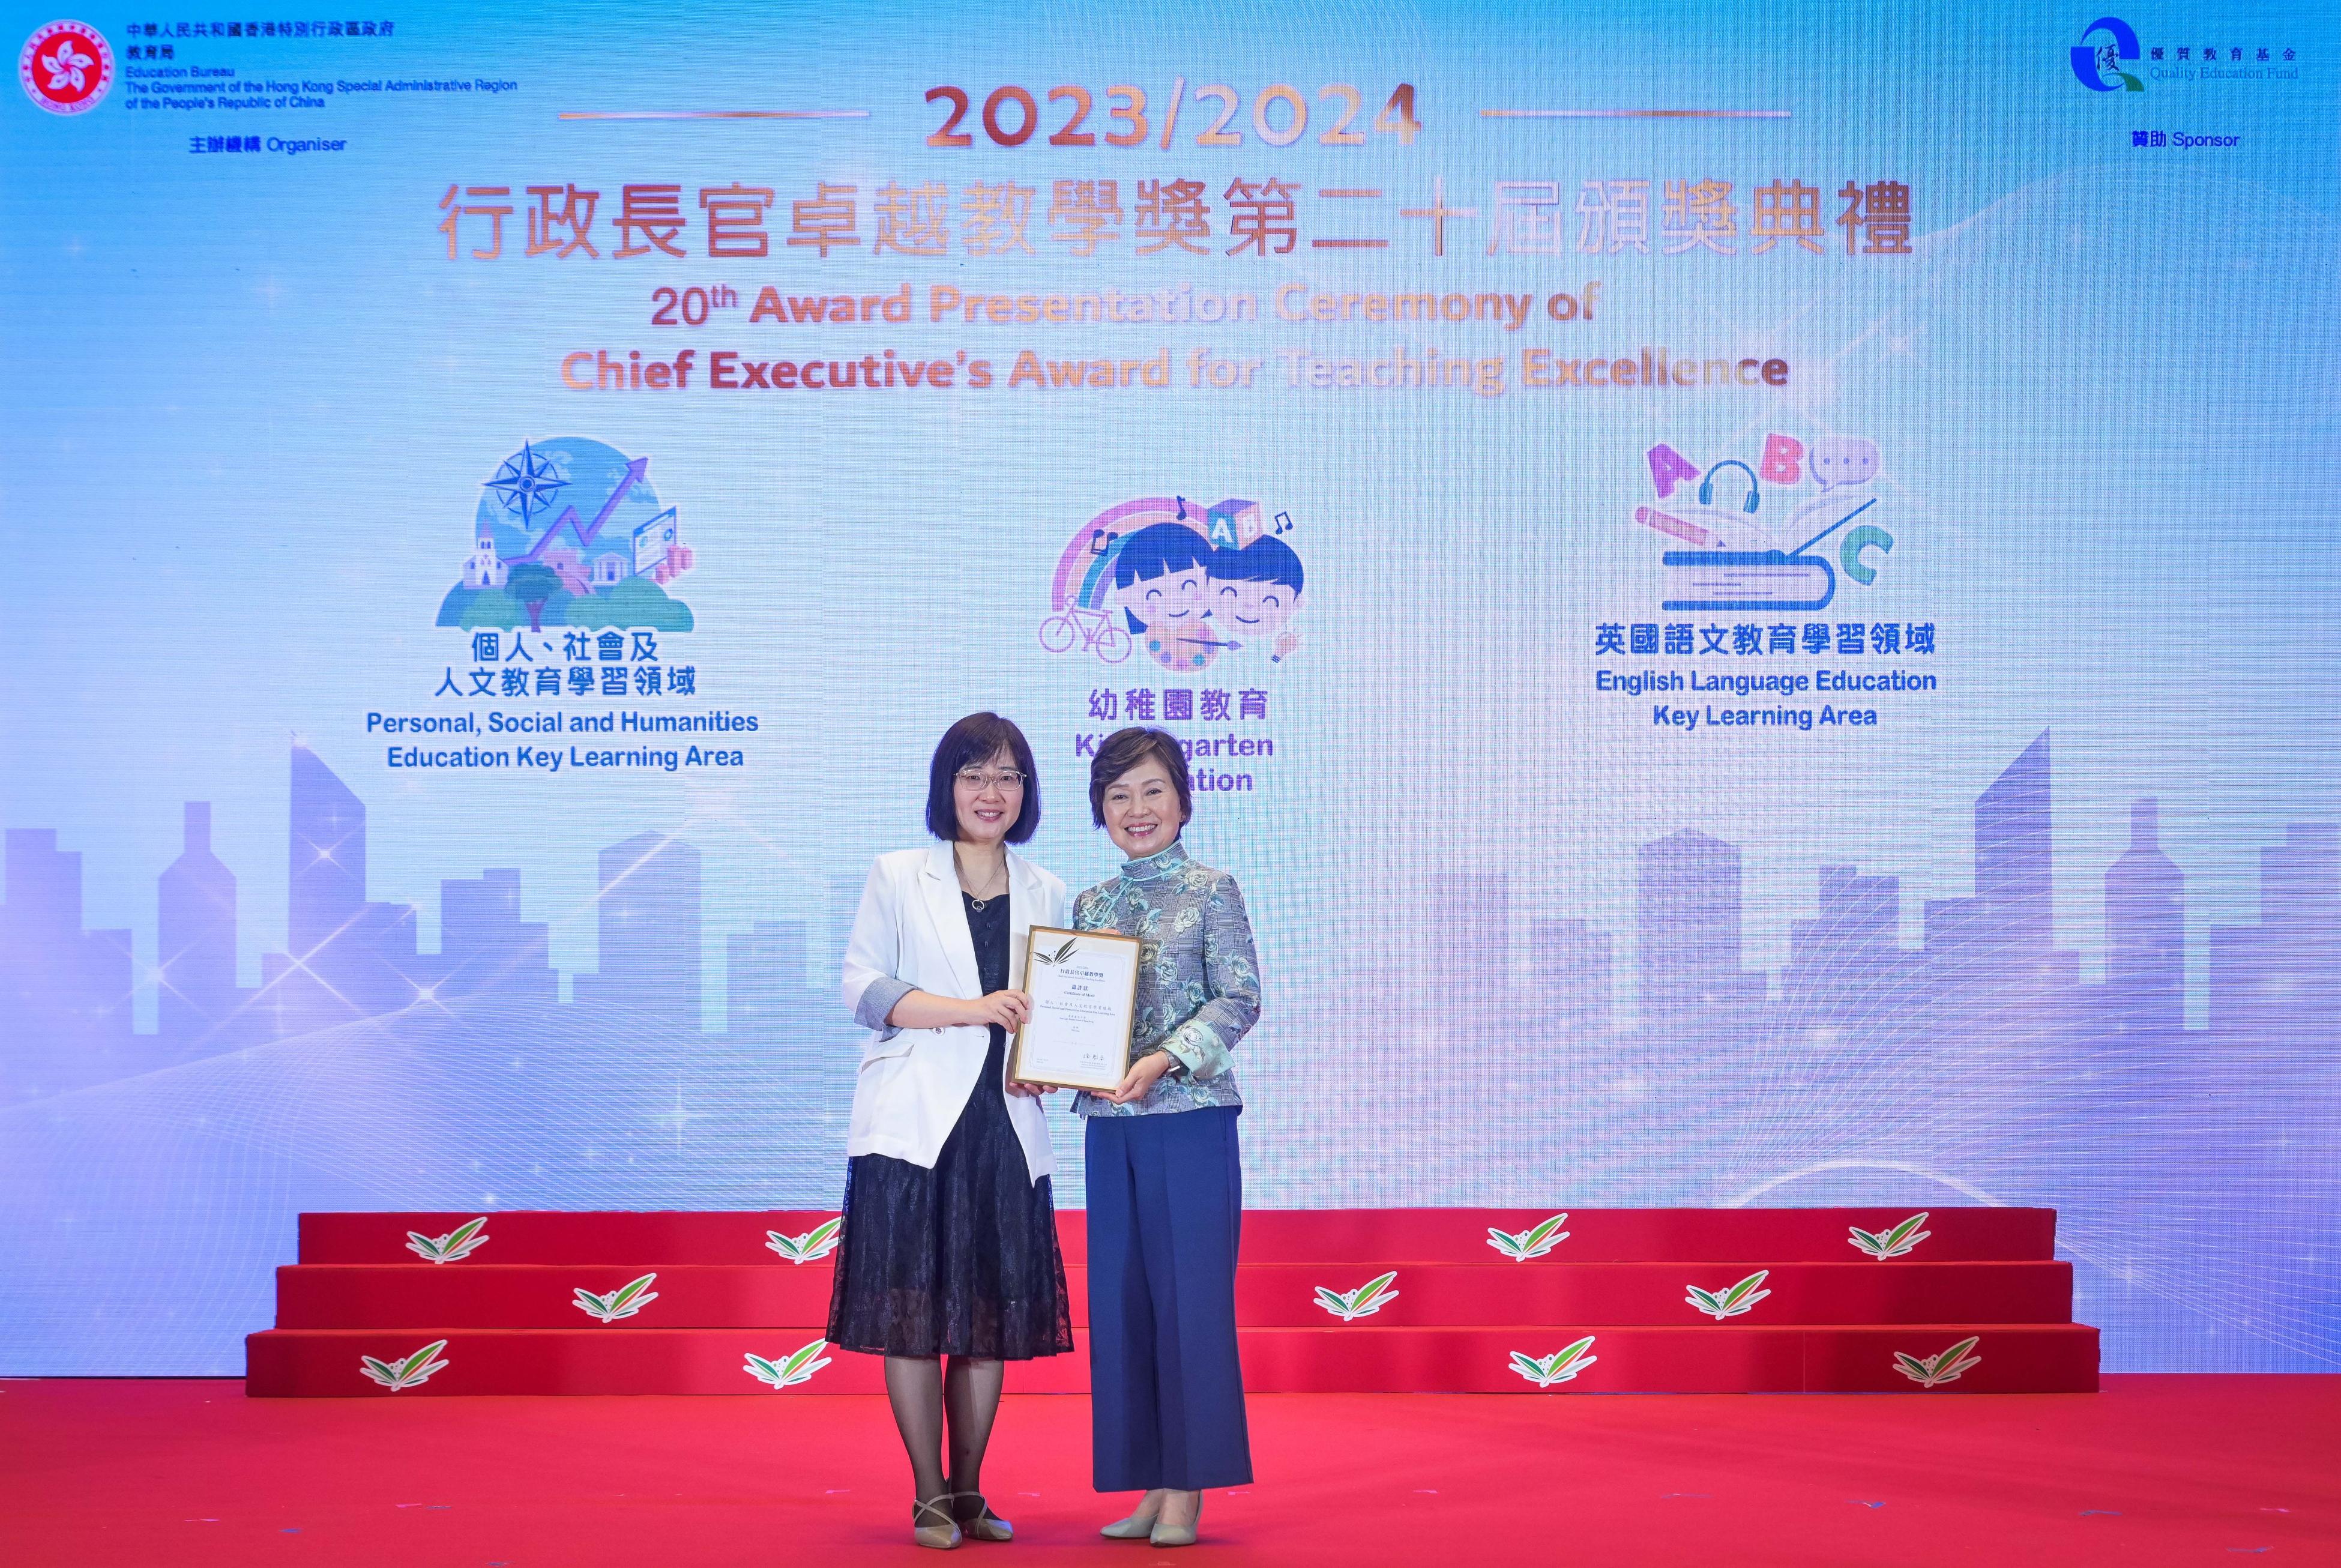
[4, 732, 2331, 1093]
[0, 782, 2331, 1385]
[0, 737, 2334, 1377]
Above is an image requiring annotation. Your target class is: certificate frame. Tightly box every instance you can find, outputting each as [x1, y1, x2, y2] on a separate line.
[1008, 926, 1142, 1093]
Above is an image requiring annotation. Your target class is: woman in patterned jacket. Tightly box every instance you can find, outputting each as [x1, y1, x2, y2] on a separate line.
[1071, 725, 1262, 1549]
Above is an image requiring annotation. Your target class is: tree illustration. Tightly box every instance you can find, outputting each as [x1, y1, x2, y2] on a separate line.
[566, 575, 694, 631]
[457, 586, 525, 630]
[507, 562, 565, 632]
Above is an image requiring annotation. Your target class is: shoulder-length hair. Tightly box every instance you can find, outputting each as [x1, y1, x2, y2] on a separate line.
[925, 712, 1041, 843]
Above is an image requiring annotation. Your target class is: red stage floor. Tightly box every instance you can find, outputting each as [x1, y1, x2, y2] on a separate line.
[5, 1377, 2334, 1566]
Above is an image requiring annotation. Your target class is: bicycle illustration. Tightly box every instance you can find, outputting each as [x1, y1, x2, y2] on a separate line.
[1037, 603, 1132, 663]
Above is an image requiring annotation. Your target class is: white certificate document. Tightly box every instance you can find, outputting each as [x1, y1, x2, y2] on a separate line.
[1008, 926, 1142, 1092]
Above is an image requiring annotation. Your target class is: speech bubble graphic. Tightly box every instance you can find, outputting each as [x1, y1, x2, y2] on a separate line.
[1811, 437, 1881, 490]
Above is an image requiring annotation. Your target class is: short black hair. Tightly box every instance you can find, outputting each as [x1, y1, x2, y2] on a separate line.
[926, 712, 1040, 843]
[1112, 521, 1213, 590]
[1113, 522, 1214, 633]
[1088, 726, 1192, 828]
[1208, 535, 1305, 593]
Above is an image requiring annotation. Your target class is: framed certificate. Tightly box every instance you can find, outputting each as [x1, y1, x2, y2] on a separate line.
[1008, 926, 1142, 1093]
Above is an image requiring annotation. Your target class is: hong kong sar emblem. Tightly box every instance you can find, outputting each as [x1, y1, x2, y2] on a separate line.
[20, 20, 112, 114]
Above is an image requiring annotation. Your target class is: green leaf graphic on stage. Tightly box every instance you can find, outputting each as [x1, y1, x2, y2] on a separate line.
[765, 1218, 842, 1264]
[746, 1338, 834, 1389]
[573, 1272, 661, 1324]
[1486, 1213, 1569, 1261]
[1508, 1336, 1598, 1389]
[1894, 1336, 1982, 1389]
[1686, 1270, 1772, 1321]
[1849, 1212, 1932, 1259]
[404, 1217, 490, 1264]
[1313, 1270, 1400, 1322]
[360, 1339, 450, 1392]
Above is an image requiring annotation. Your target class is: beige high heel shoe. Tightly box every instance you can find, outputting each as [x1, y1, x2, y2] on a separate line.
[950, 1492, 1014, 1543]
[912, 1495, 963, 1550]
[1149, 1490, 1203, 1548]
[1099, 1488, 1168, 1539]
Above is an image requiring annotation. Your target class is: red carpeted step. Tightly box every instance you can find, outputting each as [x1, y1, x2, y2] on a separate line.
[244, 1322, 2097, 1397]
[300, 1207, 2053, 1266]
[275, 1259, 2073, 1330]
[1238, 1208, 2056, 1264]
[298, 1211, 855, 1267]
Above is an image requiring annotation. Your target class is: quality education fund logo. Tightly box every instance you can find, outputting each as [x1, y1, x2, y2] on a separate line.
[2071, 16, 2145, 92]
[19, 20, 112, 113]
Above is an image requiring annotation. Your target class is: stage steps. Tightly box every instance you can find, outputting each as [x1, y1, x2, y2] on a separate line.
[246, 1208, 2099, 1396]
[274, 1260, 2074, 1329]
[289, 1206, 2061, 1265]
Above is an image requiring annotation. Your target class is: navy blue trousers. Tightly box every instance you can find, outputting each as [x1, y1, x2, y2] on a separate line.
[1085, 1105, 1253, 1492]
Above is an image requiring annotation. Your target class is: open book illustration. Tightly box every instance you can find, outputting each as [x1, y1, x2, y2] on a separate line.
[1658, 496, 1878, 613]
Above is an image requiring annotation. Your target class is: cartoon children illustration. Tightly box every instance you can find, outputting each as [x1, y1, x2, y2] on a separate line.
[1208, 535, 1307, 663]
[1113, 521, 1233, 672]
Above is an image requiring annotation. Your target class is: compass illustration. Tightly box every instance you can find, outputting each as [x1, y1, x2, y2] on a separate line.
[483, 441, 570, 540]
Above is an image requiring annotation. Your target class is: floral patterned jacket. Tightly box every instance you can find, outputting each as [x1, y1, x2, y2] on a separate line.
[1070, 839, 1261, 1118]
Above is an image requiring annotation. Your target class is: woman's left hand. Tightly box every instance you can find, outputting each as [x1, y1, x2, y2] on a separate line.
[1103, 1051, 1175, 1105]
[1004, 1079, 1054, 1099]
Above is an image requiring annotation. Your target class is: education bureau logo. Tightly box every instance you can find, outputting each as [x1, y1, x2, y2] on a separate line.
[2071, 16, 2145, 92]
[1044, 495, 1304, 797]
[19, 21, 113, 114]
[1595, 430, 1942, 737]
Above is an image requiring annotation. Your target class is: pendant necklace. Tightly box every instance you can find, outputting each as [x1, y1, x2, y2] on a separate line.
[960, 858, 1006, 911]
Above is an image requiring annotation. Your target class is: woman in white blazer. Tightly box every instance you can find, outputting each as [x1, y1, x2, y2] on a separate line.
[828, 711, 1074, 1551]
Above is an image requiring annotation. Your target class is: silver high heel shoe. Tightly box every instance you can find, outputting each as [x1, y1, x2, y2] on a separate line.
[950, 1492, 1014, 1543]
[912, 1495, 964, 1550]
[1100, 1488, 1167, 1539]
[1149, 1491, 1202, 1548]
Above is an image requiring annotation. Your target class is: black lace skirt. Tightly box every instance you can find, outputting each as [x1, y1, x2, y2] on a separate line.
[825, 1030, 1074, 1360]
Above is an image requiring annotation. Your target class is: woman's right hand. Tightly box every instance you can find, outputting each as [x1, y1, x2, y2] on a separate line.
[962, 990, 1032, 1031]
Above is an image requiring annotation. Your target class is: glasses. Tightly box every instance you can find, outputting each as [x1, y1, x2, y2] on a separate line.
[955, 768, 1027, 792]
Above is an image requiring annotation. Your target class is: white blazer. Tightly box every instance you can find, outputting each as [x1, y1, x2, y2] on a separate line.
[839, 842, 1068, 1181]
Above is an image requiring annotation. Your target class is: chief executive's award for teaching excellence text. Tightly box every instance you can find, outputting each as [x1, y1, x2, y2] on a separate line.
[1008, 926, 1142, 1093]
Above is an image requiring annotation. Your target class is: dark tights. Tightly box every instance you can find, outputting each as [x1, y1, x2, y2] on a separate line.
[884, 1354, 1005, 1513]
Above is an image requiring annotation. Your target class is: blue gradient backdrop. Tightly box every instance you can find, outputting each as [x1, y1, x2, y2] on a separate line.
[1, 1, 2335, 1373]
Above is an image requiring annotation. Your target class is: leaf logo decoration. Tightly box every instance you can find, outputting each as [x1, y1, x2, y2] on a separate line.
[765, 1218, 842, 1264]
[1508, 1336, 1600, 1389]
[572, 1272, 660, 1325]
[360, 1340, 450, 1392]
[1486, 1213, 1570, 1262]
[1312, 1270, 1400, 1322]
[1685, 1270, 1773, 1321]
[1033, 936, 1081, 966]
[404, 1217, 490, 1264]
[1848, 1212, 1932, 1261]
[1893, 1336, 1982, 1389]
[745, 1338, 834, 1390]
